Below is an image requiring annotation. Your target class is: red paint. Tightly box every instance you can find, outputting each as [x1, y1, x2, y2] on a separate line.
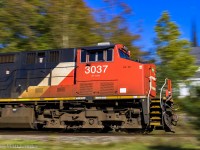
[41, 43, 158, 98]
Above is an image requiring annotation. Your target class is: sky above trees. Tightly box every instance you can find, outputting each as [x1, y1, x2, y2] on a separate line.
[84, 0, 200, 51]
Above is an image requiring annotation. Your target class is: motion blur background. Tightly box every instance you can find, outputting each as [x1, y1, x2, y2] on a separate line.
[0, 0, 200, 149]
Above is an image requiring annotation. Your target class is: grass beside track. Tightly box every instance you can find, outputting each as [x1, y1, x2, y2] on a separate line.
[177, 97, 200, 131]
[0, 135, 199, 150]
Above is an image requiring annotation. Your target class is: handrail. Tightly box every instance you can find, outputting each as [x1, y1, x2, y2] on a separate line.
[160, 78, 168, 109]
[147, 76, 152, 115]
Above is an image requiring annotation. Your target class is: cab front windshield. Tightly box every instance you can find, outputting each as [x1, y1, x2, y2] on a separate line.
[118, 49, 130, 60]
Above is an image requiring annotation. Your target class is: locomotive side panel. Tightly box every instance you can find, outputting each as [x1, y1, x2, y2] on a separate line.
[75, 44, 150, 97]
[0, 53, 20, 98]
[0, 48, 77, 98]
[115, 49, 145, 96]
[0, 44, 155, 98]
[22, 48, 76, 98]
[76, 45, 118, 96]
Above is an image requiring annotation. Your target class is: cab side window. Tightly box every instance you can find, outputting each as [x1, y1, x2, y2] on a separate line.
[81, 49, 113, 62]
[87, 51, 105, 62]
[107, 49, 113, 61]
[98, 51, 104, 61]
[81, 50, 87, 62]
[89, 51, 96, 62]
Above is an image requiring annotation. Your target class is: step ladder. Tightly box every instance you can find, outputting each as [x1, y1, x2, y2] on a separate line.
[150, 98, 163, 127]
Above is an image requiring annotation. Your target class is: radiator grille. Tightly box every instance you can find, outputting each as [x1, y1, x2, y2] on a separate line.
[100, 82, 115, 94]
[79, 83, 93, 95]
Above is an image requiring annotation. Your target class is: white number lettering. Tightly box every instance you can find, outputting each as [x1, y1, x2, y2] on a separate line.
[103, 65, 108, 73]
[91, 66, 96, 73]
[85, 66, 90, 74]
[85, 65, 108, 74]
[96, 65, 102, 73]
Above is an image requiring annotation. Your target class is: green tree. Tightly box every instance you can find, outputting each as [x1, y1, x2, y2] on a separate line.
[0, 0, 103, 52]
[93, 0, 142, 59]
[43, 0, 103, 48]
[0, 0, 44, 52]
[0, 0, 141, 56]
[154, 11, 197, 88]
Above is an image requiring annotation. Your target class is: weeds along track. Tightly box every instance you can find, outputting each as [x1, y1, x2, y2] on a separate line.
[0, 129, 199, 137]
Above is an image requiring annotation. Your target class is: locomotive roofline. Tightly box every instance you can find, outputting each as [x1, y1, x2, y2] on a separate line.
[0, 43, 117, 55]
[80, 44, 115, 51]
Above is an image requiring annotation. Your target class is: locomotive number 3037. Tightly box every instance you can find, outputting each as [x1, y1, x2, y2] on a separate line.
[85, 65, 108, 74]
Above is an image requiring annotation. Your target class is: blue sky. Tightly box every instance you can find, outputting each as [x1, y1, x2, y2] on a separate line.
[84, 0, 200, 51]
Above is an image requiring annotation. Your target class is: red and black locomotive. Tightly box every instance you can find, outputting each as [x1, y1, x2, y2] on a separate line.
[0, 42, 177, 132]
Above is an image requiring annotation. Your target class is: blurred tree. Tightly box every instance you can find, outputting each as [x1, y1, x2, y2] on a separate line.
[0, 0, 103, 52]
[154, 11, 197, 88]
[0, 0, 142, 56]
[44, 0, 103, 48]
[93, 0, 142, 60]
[0, 0, 44, 52]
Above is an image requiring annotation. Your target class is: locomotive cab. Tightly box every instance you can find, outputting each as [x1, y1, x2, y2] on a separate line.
[76, 43, 156, 98]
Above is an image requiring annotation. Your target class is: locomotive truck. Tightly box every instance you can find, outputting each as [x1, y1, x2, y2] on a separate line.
[0, 42, 178, 132]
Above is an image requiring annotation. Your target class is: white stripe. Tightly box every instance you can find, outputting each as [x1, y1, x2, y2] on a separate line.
[38, 62, 75, 86]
